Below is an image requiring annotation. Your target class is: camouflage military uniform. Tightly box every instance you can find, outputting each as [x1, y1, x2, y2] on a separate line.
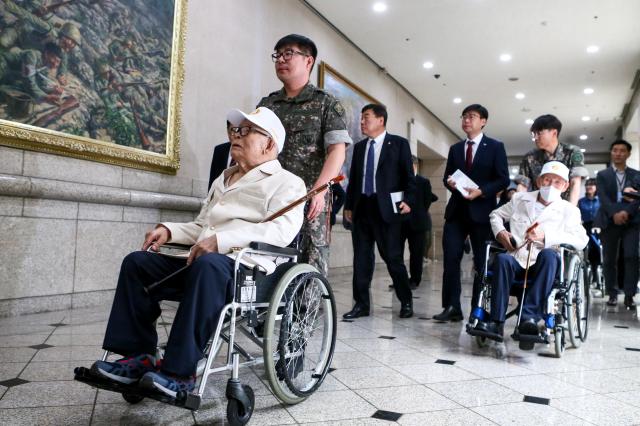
[515, 142, 589, 197]
[258, 83, 352, 275]
[0, 48, 56, 101]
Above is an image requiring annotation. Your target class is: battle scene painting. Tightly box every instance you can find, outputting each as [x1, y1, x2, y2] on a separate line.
[0, 0, 185, 173]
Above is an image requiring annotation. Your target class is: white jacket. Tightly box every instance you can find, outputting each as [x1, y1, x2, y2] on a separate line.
[161, 160, 306, 273]
[489, 191, 588, 268]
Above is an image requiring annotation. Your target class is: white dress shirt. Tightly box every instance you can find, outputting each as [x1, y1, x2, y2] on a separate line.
[361, 131, 386, 194]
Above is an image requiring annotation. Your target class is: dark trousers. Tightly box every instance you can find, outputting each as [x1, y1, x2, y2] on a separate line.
[103, 251, 234, 377]
[441, 215, 492, 311]
[351, 195, 412, 308]
[601, 224, 639, 297]
[491, 249, 559, 322]
[582, 222, 601, 277]
[402, 221, 426, 284]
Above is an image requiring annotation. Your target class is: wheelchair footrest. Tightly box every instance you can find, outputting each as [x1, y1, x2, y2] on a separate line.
[73, 366, 201, 411]
[510, 332, 549, 345]
[466, 323, 504, 342]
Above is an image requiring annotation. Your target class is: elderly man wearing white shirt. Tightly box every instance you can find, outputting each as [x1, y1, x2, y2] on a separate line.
[88, 107, 307, 398]
[476, 161, 588, 342]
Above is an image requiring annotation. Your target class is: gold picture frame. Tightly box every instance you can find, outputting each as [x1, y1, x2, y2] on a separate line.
[0, 0, 187, 174]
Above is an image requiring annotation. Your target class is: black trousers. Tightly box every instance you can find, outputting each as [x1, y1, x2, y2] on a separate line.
[402, 221, 426, 284]
[442, 213, 493, 311]
[601, 224, 639, 297]
[351, 195, 412, 308]
[103, 251, 234, 377]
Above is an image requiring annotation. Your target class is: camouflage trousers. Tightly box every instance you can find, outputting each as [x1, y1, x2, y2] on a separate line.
[298, 210, 330, 277]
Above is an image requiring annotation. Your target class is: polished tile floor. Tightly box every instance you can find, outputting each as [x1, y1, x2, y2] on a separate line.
[1, 259, 640, 425]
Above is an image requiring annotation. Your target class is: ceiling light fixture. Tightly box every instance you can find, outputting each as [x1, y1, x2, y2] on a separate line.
[580, 148, 586, 152]
[579, 134, 588, 140]
[581, 116, 591, 122]
[515, 92, 525, 100]
[372, 2, 387, 12]
[583, 87, 594, 95]
[586, 45, 599, 53]
[525, 119, 534, 125]
[499, 53, 512, 62]
[422, 61, 434, 69]
[453, 97, 462, 104]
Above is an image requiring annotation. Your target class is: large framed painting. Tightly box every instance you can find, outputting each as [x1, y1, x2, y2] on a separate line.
[0, 0, 186, 174]
[318, 61, 380, 181]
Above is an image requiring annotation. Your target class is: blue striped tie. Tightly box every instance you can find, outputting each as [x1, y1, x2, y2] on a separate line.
[364, 139, 375, 196]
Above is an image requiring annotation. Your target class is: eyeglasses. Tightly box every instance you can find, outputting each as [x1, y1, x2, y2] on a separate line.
[271, 49, 309, 62]
[461, 113, 481, 121]
[229, 126, 271, 138]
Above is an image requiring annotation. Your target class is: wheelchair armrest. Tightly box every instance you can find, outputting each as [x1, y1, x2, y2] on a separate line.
[559, 243, 578, 254]
[485, 241, 506, 252]
[249, 241, 301, 257]
[161, 243, 193, 251]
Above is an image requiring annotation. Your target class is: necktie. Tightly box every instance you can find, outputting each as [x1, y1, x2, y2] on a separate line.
[364, 139, 376, 196]
[465, 141, 474, 172]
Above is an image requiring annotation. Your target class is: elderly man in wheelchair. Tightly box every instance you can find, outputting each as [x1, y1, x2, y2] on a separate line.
[467, 161, 589, 353]
[74, 107, 338, 423]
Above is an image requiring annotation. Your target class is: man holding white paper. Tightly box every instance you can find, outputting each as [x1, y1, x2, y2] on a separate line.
[434, 104, 509, 322]
[344, 104, 416, 319]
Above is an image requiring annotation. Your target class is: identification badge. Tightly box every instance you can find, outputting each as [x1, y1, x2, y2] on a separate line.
[617, 190, 622, 202]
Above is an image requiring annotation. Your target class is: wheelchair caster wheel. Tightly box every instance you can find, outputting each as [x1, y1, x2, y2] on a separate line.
[518, 340, 535, 351]
[493, 342, 507, 359]
[475, 335, 489, 348]
[122, 393, 144, 404]
[226, 384, 255, 426]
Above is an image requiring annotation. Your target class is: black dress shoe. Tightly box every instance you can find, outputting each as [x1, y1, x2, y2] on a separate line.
[343, 305, 370, 319]
[399, 302, 413, 318]
[607, 295, 618, 306]
[624, 295, 636, 310]
[433, 306, 463, 322]
[482, 321, 504, 342]
[409, 280, 420, 290]
[518, 318, 539, 335]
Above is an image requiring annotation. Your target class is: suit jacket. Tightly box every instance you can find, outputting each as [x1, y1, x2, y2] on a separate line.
[490, 191, 588, 268]
[443, 135, 509, 224]
[208, 142, 231, 190]
[162, 160, 306, 273]
[345, 132, 416, 224]
[406, 175, 435, 232]
[594, 166, 640, 229]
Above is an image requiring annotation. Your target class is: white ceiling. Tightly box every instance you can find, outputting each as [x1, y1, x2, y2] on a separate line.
[305, 0, 640, 157]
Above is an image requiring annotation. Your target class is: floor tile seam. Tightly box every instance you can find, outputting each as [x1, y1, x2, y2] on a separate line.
[87, 385, 99, 426]
[541, 370, 640, 392]
[11, 318, 62, 383]
[427, 378, 528, 405]
[386, 361, 480, 381]
[548, 394, 624, 425]
[0, 400, 96, 409]
[466, 402, 575, 425]
[280, 391, 376, 424]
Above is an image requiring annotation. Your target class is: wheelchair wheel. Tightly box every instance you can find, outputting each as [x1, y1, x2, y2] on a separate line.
[122, 392, 144, 404]
[263, 264, 337, 405]
[567, 284, 581, 349]
[475, 335, 489, 348]
[577, 266, 590, 342]
[554, 327, 565, 358]
[226, 384, 254, 426]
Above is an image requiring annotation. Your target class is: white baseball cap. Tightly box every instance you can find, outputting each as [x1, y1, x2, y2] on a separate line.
[540, 161, 569, 181]
[226, 107, 286, 153]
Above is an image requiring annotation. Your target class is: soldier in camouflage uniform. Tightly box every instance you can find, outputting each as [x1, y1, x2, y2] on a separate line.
[515, 114, 589, 205]
[258, 34, 352, 276]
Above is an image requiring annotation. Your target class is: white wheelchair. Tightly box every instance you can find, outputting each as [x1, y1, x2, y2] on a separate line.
[75, 242, 337, 425]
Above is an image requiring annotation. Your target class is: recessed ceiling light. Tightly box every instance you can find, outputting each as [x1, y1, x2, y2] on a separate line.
[581, 116, 591, 122]
[453, 97, 462, 104]
[579, 134, 588, 140]
[499, 53, 512, 62]
[515, 92, 525, 100]
[586, 45, 599, 53]
[422, 61, 434, 69]
[580, 148, 586, 152]
[372, 2, 387, 12]
[583, 87, 594, 95]
[525, 119, 534, 125]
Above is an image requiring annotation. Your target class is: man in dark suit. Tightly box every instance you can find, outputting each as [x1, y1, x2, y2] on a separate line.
[594, 140, 640, 310]
[401, 155, 435, 289]
[207, 121, 234, 189]
[343, 104, 416, 319]
[434, 104, 509, 321]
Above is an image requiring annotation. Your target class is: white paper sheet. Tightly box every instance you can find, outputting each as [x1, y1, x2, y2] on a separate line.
[451, 169, 479, 197]
[390, 191, 404, 213]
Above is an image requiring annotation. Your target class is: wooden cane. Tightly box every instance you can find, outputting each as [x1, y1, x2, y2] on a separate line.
[515, 240, 535, 328]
